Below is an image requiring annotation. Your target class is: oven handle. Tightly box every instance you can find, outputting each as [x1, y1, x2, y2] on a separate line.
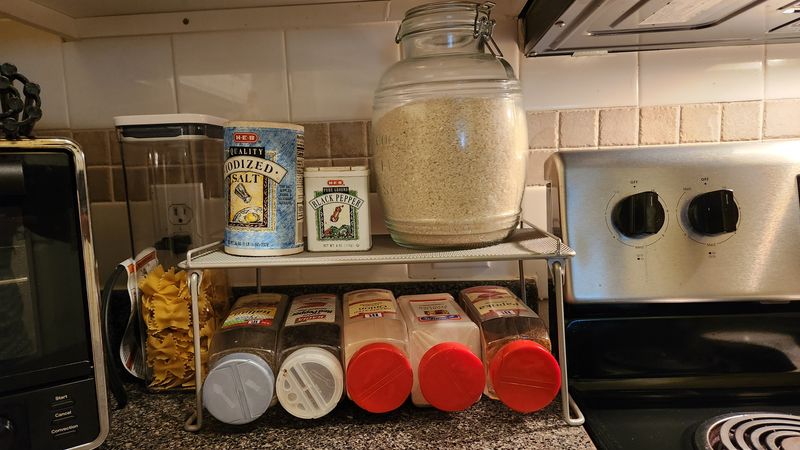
[101, 265, 129, 409]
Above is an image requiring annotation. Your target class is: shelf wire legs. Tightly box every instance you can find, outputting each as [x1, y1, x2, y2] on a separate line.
[552, 260, 585, 426]
[184, 270, 204, 432]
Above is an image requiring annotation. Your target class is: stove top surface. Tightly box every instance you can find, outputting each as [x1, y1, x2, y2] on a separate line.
[695, 412, 800, 450]
[578, 399, 800, 450]
[563, 301, 800, 450]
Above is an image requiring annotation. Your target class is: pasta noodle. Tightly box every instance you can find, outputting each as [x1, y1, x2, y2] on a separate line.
[140, 266, 229, 390]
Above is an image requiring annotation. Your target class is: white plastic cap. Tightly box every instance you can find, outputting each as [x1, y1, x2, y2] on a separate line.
[276, 348, 344, 419]
[202, 352, 275, 425]
[113, 113, 228, 127]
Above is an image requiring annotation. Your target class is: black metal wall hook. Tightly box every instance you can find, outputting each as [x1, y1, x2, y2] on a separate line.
[0, 62, 42, 140]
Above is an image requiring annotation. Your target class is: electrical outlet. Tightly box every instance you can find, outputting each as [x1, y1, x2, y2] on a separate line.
[150, 183, 206, 254]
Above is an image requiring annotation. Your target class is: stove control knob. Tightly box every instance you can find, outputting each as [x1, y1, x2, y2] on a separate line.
[611, 191, 665, 238]
[688, 189, 739, 235]
[0, 417, 14, 450]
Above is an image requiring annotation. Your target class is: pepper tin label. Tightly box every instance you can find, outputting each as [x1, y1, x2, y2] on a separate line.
[304, 171, 371, 251]
[309, 188, 364, 241]
[224, 125, 304, 253]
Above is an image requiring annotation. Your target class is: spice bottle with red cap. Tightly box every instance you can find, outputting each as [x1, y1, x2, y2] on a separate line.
[342, 289, 413, 413]
[459, 286, 561, 413]
[397, 293, 484, 412]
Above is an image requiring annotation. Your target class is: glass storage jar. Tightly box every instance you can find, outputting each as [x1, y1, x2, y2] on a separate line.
[373, 1, 528, 249]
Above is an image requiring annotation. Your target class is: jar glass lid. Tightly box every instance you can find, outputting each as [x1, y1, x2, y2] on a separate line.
[395, 1, 501, 56]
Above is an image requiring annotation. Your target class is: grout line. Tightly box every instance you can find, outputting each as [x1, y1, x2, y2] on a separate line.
[282, 30, 293, 123]
[59, 39, 72, 130]
[169, 35, 180, 113]
[762, 44, 767, 102]
[635, 51, 641, 108]
[554, 110, 561, 150]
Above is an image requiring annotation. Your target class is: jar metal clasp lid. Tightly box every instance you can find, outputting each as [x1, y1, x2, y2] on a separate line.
[394, 1, 504, 58]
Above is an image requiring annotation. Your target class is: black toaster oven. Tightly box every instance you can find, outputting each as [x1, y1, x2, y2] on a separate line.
[0, 139, 108, 450]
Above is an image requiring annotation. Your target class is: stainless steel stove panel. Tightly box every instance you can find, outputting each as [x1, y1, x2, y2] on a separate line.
[545, 141, 800, 303]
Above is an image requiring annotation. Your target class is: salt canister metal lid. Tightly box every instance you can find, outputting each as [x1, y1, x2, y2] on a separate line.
[305, 166, 369, 176]
[224, 120, 304, 132]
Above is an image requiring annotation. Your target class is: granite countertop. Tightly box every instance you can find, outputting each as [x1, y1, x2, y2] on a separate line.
[101, 384, 595, 449]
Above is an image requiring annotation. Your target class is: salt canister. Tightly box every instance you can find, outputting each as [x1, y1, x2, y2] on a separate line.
[304, 166, 371, 251]
[224, 121, 304, 256]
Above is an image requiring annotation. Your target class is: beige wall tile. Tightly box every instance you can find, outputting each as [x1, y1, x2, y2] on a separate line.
[526, 111, 558, 149]
[112, 166, 126, 202]
[526, 149, 556, 186]
[559, 110, 598, 148]
[680, 104, 721, 143]
[640, 106, 679, 145]
[300, 122, 330, 159]
[203, 165, 222, 199]
[73, 130, 111, 166]
[330, 121, 367, 157]
[37, 129, 74, 139]
[125, 167, 150, 201]
[151, 166, 184, 185]
[368, 157, 377, 193]
[367, 121, 374, 156]
[87, 166, 113, 202]
[109, 130, 122, 165]
[305, 158, 332, 168]
[721, 101, 762, 141]
[331, 157, 368, 167]
[599, 108, 638, 147]
[764, 99, 800, 139]
[90, 202, 132, 281]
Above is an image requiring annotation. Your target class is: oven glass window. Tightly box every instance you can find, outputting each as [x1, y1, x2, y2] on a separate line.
[0, 151, 92, 393]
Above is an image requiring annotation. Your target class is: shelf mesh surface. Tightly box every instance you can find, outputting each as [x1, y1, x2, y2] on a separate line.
[180, 228, 574, 269]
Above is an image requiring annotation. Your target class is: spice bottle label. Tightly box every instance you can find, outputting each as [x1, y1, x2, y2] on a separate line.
[464, 287, 536, 321]
[308, 186, 365, 242]
[348, 299, 396, 319]
[409, 298, 462, 322]
[221, 307, 277, 329]
[285, 295, 337, 326]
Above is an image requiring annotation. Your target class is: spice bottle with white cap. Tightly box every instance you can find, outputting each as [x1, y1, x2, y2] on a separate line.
[202, 293, 288, 424]
[275, 293, 344, 419]
[459, 286, 561, 413]
[397, 293, 484, 412]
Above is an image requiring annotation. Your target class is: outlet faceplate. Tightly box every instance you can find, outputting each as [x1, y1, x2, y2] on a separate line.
[150, 183, 206, 255]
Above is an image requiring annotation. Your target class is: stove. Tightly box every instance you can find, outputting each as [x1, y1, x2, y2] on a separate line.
[545, 141, 800, 450]
[695, 413, 800, 450]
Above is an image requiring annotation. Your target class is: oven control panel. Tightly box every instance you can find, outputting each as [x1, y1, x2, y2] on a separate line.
[546, 141, 800, 303]
[0, 378, 102, 450]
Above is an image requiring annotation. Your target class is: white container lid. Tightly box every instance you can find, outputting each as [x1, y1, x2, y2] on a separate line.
[202, 352, 275, 425]
[113, 113, 228, 127]
[276, 347, 343, 419]
[305, 166, 369, 177]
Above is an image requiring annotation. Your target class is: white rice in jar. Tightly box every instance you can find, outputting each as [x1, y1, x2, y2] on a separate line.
[373, 96, 528, 249]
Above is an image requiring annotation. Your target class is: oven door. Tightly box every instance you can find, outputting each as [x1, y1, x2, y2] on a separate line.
[0, 141, 108, 450]
[0, 150, 94, 392]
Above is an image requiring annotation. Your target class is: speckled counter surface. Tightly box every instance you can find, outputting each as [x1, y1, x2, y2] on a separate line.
[100, 384, 595, 449]
[102, 280, 593, 449]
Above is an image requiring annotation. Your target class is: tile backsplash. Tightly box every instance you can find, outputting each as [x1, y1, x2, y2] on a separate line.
[4, 13, 800, 289]
[525, 99, 800, 185]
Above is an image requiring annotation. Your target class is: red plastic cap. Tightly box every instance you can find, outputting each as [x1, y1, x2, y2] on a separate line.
[419, 342, 485, 412]
[489, 340, 561, 413]
[346, 343, 413, 413]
